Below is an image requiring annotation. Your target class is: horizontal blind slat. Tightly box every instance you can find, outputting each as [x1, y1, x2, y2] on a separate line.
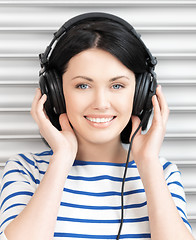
[0, 2, 195, 238]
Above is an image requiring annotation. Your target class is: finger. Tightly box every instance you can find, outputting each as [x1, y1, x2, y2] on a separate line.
[36, 94, 57, 137]
[152, 94, 161, 124]
[33, 93, 50, 130]
[156, 85, 168, 113]
[32, 88, 42, 109]
[36, 93, 48, 123]
[130, 116, 142, 140]
[59, 113, 72, 131]
[31, 88, 42, 123]
[156, 85, 170, 125]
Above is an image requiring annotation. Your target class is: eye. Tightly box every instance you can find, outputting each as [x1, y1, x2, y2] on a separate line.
[112, 84, 124, 90]
[76, 83, 89, 89]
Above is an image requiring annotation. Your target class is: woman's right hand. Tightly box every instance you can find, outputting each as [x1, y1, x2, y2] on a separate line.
[31, 88, 78, 157]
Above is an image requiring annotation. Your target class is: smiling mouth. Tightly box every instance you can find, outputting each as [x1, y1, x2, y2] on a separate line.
[84, 116, 116, 123]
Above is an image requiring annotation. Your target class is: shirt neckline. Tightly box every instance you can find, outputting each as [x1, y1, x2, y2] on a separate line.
[73, 159, 135, 167]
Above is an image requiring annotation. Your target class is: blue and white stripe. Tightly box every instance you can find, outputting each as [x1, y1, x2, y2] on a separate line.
[0, 151, 192, 239]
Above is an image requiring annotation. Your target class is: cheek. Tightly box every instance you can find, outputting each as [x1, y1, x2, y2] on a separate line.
[120, 101, 133, 124]
[116, 90, 134, 115]
[64, 93, 77, 115]
[64, 91, 87, 121]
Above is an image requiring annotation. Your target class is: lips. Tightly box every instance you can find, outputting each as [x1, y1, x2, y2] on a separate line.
[84, 115, 117, 128]
[84, 116, 115, 123]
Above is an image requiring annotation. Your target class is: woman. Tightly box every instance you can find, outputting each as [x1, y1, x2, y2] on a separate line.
[0, 12, 194, 240]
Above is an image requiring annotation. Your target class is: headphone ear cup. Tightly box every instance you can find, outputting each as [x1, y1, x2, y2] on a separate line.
[39, 69, 66, 130]
[132, 73, 142, 116]
[46, 69, 66, 115]
[39, 72, 53, 115]
[132, 72, 154, 130]
[133, 72, 150, 116]
[138, 72, 151, 113]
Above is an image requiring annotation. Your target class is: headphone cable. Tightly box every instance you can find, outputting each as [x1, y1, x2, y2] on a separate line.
[116, 119, 144, 240]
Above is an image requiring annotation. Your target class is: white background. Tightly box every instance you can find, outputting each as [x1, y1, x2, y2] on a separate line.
[0, 0, 196, 238]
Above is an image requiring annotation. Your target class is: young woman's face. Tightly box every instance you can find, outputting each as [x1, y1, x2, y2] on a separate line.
[62, 48, 135, 145]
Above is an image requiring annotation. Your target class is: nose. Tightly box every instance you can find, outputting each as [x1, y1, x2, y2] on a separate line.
[92, 89, 111, 110]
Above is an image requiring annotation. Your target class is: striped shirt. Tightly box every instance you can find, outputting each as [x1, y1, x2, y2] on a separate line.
[0, 150, 192, 239]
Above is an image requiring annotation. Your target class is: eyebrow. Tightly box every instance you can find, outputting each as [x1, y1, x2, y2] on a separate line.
[71, 76, 130, 82]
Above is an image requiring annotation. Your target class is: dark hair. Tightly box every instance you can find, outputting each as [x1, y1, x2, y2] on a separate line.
[49, 18, 148, 143]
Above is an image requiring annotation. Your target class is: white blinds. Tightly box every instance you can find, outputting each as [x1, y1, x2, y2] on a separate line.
[0, 1, 196, 237]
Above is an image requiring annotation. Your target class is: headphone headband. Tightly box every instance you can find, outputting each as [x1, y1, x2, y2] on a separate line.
[39, 12, 157, 73]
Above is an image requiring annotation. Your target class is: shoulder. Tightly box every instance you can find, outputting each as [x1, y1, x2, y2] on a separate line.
[159, 157, 184, 194]
[6, 150, 52, 168]
[2, 150, 53, 185]
[159, 156, 180, 178]
[159, 158, 193, 232]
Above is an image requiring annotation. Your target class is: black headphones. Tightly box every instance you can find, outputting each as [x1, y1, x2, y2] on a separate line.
[39, 12, 157, 131]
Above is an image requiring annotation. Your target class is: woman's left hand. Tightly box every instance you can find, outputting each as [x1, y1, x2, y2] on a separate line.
[130, 85, 169, 167]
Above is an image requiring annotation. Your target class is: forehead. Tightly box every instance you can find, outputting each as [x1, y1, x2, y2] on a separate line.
[64, 48, 135, 80]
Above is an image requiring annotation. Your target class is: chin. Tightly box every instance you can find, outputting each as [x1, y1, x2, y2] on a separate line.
[76, 130, 121, 146]
[71, 117, 127, 145]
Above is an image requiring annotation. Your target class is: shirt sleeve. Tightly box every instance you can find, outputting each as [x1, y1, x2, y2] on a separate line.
[162, 158, 192, 233]
[0, 231, 8, 240]
[0, 153, 40, 236]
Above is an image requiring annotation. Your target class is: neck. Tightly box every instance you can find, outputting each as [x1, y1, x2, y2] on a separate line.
[76, 137, 128, 164]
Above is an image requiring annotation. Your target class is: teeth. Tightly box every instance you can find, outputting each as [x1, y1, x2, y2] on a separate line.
[85, 117, 114, 123]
